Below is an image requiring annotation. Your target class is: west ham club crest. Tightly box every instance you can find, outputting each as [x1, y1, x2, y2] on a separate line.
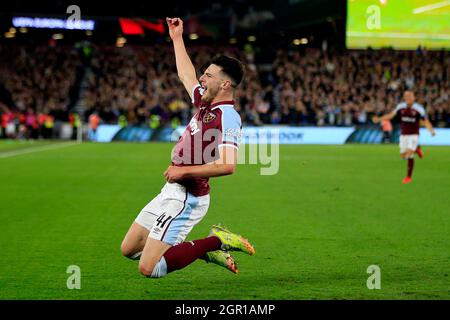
[203, 112, 217, 123]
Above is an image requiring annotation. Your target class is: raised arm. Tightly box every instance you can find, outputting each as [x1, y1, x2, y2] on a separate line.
[166, 17, 199, 100]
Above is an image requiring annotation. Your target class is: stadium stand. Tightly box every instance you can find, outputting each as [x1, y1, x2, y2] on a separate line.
[0, 43, 448, 139]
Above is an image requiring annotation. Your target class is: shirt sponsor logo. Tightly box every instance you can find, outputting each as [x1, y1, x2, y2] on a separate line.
[401, 116, 416, 123]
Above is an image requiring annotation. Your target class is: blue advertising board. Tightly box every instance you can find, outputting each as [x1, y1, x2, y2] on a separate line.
[93, 125, 450, 146]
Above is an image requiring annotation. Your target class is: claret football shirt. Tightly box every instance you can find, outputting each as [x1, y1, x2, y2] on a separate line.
[172, 84, 242, 196]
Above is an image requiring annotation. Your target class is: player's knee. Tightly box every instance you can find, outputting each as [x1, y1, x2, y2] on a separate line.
[139, 258, 167, 278]
[120, 241, 140, 259]
[138, 262, 155, 277]
[120, 241, 131, 257]
[405, 151, 414, 158]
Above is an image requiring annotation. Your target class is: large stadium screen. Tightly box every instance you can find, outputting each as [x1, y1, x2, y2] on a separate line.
[346, 0, 450, 49]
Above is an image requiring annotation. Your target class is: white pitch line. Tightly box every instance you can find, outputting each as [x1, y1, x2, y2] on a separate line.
[413, 0, 450, 14]
[0, 142, 80, 159]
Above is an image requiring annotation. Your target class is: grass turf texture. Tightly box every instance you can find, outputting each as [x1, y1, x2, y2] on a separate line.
[0, 140, 56, 152]
[0, 141, 449, 299]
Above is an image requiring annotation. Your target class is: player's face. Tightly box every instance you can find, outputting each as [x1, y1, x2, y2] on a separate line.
[199, 64, 223, 103]
[404, 92, 415, 106]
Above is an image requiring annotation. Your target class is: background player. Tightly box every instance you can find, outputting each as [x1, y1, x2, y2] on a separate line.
[120, 17, 255, 278]
[373, 91, 436, 184]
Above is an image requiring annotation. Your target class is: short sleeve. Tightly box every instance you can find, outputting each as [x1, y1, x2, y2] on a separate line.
[414, 104, 427, 120]
[219, 107, 242, 150]
[191, 84, 204, 108]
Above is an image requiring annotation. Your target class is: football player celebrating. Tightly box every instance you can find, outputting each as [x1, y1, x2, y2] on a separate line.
[373, 91, 436, 184]
[120, 17, 255, 278]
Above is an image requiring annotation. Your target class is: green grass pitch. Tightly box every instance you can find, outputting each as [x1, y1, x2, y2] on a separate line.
[0, 141, 449, 299]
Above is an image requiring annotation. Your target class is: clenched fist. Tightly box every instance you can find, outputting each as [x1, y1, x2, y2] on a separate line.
[166, 17, 184, 40]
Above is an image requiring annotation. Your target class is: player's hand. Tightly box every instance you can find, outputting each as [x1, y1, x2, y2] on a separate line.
[164, 165, 185, 183]
[166, 17, 183, 40]
[431, 131, 436, 137]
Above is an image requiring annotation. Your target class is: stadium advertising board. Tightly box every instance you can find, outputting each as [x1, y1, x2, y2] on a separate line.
[418, 128, 450, 145]
[94, 125, 450, 145]
[95, 125, 355, 144]
[94, 125, 121, 142]
[12, 16, 95, 30]
[242, 127, 355, 145]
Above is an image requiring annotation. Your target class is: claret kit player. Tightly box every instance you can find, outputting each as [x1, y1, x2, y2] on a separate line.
[120, 17, 255, 278]
[373, 91, 436, 184]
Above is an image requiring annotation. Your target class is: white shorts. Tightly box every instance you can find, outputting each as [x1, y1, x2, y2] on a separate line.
[399, 134, 419, 154]
[135, 182, 210, 246]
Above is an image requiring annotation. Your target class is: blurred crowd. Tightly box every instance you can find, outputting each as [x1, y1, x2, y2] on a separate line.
[84, 45, 450, 129]
[83, 45, 244, 129]
[0, 45, 82, 139]
[266, 48, 449, 127]
[0, 43, 449, 139]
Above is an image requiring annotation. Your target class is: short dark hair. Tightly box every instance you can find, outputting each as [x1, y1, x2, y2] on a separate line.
[211, 55, 245, 88]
